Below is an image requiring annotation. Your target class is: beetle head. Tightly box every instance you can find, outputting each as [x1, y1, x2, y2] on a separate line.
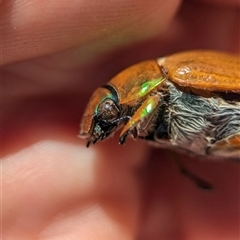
[79, 86, 122, 147]
[79, 60, 166, 147]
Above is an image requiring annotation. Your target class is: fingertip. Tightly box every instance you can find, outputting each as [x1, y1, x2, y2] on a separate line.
[2, 0, 180, 64]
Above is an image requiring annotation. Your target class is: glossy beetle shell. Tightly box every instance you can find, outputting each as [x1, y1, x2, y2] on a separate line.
[158, 51, 240, 92]
[79, 50, 240, 159]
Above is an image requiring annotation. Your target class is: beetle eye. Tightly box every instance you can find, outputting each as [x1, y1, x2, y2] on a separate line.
[97, 99, 119, 121]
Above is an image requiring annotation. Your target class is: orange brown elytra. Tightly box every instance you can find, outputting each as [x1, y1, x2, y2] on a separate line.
[79, 50, 240, 161]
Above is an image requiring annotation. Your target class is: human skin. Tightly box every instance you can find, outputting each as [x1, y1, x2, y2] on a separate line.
[1, 0, 240, 239]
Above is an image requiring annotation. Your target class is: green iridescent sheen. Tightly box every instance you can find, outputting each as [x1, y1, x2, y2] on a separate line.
[138, 78, 163, 97]
[141, 101, 154, 118]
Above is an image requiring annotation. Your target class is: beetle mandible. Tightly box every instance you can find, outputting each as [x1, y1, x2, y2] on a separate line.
[79, 50, 240, 160]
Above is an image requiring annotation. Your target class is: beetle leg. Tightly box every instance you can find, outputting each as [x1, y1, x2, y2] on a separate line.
[169, 153, 213, 189]
[208, 133, 240, 160]
[119, 94, 160, 144]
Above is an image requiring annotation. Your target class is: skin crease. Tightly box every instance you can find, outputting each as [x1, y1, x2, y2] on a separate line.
[1, 0, 240, 239]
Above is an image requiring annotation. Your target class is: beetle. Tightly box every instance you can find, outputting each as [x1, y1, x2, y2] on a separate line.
[79, 50, 240, 161]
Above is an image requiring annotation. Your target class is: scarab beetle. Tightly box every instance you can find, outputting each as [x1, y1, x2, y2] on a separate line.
[79, 50, 240, 160]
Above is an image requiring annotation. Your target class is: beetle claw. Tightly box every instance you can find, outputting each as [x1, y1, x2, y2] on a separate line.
[86, 141, 91, 148]
[119, 132, 129, 145]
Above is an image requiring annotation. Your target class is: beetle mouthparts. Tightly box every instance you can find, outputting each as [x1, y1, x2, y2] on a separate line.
[79, 134, 93, 147]
[78, 133, 90, 139]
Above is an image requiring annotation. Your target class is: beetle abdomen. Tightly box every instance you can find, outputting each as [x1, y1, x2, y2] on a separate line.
[155, 81, 240, 158]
